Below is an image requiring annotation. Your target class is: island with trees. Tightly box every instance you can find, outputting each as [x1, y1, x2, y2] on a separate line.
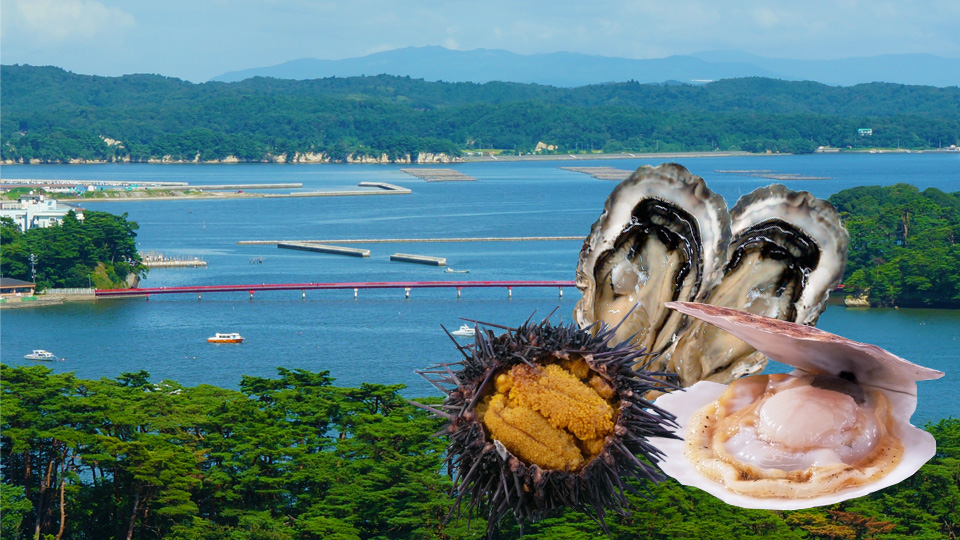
[0, 210, 146, 291]
[829, 184, 960, 308]
[2, 65, 958, 163]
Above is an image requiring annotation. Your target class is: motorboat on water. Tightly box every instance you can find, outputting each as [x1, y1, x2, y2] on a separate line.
[207, 332, 245, 343]
[25, 349, 60, 361]
[445, 268, 470, 273]
[451, 324, 475, 337]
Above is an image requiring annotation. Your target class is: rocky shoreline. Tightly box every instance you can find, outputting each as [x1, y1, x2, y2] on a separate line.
[2, 150, 758, 166]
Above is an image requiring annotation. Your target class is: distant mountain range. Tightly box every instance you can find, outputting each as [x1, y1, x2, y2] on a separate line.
[211, 46, 960, 87]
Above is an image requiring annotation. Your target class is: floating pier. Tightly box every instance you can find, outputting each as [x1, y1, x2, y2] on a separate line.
[390, 253, 447, 266]
[400, 168, 476, 182]
[278, 242, 370, 257]
[559, 166, 633, 181]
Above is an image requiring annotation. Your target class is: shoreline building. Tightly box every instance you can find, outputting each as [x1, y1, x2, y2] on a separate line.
[0, 193, 84, 232]
[0, 277, 36, 297]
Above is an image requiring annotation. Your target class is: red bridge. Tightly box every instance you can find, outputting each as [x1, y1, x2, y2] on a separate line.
[96, 280, 577, 299]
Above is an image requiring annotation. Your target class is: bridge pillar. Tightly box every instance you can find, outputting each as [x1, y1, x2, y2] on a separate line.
[354, 288, 358, 299]
[508, 286, 512, 299]
[559, 287, 563, 299]
[404, 287, 411, 299]
[302, 290, 306, 299]
[249, 291, 255, 300]
[457, 286, 461, 299]
[198, 293, 202, 300]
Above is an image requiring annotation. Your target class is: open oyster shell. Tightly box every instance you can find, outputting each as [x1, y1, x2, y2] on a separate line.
[649, 302, 944, 510]
[574, 163, 730, 356]
[655, 184, 849, 384]
[575, 164, 848, 387]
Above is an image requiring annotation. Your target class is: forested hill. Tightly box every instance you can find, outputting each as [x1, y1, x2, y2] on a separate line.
[3, 64, 959, 163]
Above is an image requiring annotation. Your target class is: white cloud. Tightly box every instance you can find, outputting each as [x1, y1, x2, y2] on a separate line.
[753, 7, 781, 28]
[11, 0, 135, 43]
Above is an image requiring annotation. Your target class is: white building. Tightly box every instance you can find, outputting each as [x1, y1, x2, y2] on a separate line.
[0, 194, 84, 232]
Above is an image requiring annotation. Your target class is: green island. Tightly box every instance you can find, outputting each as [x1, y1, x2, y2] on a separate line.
[0, 211, 146, 291]
[2, 65, 958, 163]
[828, 185, 960, 308]
[2, 365, 957, 540]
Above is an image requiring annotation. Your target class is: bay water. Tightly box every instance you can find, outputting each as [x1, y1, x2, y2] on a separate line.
[2, 153, 958, 425]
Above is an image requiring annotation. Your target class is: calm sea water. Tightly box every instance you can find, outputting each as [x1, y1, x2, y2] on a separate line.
[2, 154, 958, 425]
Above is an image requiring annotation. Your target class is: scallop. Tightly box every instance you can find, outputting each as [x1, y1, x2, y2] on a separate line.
[574, 163, 730, 356]
[654, 185, 849, 385]
[649, 302, 944, 509]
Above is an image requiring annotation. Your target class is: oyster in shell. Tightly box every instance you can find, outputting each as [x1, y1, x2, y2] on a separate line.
[656, 184, 849, 385]
[650, 302, 944, 509]
[576, 164, 849, 386]
[574, 163, 730, 356]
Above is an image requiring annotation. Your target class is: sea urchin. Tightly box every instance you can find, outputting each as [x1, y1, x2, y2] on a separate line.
[415, 314, 681, 534]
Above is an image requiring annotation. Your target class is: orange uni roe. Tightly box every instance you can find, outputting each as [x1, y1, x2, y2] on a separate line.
[477, 357, 617, 471]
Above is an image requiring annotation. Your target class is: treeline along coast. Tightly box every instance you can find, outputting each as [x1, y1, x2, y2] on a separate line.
[2, 65, 958, 164]
[2, 364, 958, 540]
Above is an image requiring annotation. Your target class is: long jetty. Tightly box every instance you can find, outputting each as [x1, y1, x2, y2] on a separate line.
[95, 280, 576, 300]
[239, 236, 585, 245]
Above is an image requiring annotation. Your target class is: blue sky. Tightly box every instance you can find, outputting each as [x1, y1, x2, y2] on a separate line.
[2, 0, 959, 82]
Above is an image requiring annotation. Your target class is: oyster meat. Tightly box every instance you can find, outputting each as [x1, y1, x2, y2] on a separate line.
[650, 302, 944, 509]
[575, 163, 849, 386]
[574, 163, 730, 356]
[656, 184, 849, 384]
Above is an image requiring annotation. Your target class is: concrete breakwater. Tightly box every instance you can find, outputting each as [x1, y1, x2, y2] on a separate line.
[278, 242, 370, 257]
[239, 236, 585, 245]
[390, 253, 447, 266]
[55, 182, 410, 202]
[262, 182, 410, 197]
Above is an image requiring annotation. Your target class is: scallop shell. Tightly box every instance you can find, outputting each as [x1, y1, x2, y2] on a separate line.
[649, 301, 944, 509]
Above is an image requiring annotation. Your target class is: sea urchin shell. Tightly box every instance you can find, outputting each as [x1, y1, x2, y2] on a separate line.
[415, 314, 680, 534]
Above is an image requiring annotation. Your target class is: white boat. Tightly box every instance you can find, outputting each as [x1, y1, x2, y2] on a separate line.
[207, 332, 244, 343]
[445, 268, 470, 273]
[25, 349, 59, 361]
[451, 324, 475, 337]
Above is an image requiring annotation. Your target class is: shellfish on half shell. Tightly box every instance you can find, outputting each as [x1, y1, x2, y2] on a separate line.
[650, 301, 944, 509]
[574, 163, 730, 356]
[575, 163, 849, 387]
[654, 184, 849, 385]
